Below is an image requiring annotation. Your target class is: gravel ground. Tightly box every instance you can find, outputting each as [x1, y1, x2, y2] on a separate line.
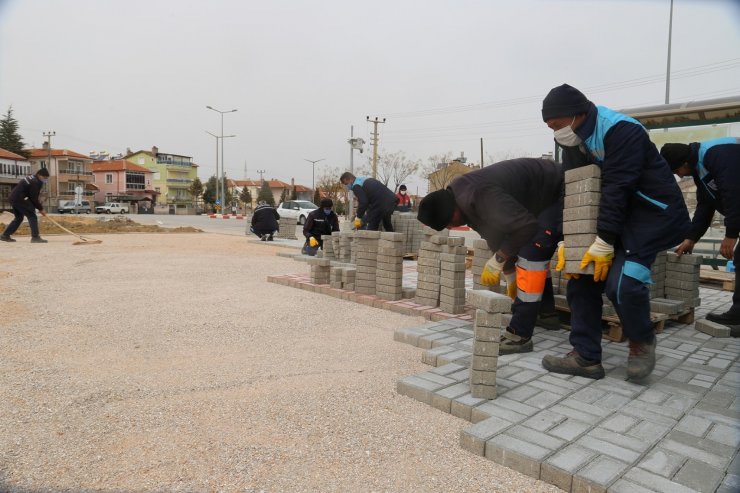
[0, 232, 562, 493]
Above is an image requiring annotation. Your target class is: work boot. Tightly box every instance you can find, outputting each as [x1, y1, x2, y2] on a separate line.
[0, 235, 16, 242]
[30, 236, 48, 243]
[267, 234, 274, 241]
[627, 337, 656, 380]
[536, 311, 561, 331]
[260, 234, 267, 241]
[706, 309, 740, 326]
[499, 328, 533, 355]
[542, 350, 605, 379]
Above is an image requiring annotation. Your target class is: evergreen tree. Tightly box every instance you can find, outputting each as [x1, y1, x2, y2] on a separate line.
[203, 176, 217, 205]
[256, 181, 275, 206]
[279, 188, 288, 204]
[290, 187, 297, 200]
[0, 106, 27, 157]
[189, 177, 204, 207]
[239, 187, 252, 208]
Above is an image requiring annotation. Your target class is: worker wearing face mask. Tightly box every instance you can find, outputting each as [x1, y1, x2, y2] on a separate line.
[540, 84, 690, 380]
[1, 167, 50, 243]
[339, 172, 398, 231]
[395, 184, 412, 212]
[302, 197, 340, 255]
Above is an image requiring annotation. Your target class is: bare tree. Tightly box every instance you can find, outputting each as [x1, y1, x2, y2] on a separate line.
[354, 149, 420, 191]
[316, 166, 348, 214]
[420, 152, 459, 192]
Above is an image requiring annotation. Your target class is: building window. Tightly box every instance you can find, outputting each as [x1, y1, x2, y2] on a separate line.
[126, 172, 145, 190]
[138, 158, 145, 165]
[105, 174, 113, 184]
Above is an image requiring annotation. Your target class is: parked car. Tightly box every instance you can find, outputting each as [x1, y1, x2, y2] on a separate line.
[95, 202, 129, 214]
[277, 200, 318, 225]
[57, 200, 92, 214]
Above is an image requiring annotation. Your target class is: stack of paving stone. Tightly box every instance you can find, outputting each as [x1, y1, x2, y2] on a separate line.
[275, 216, 298, 240]
[321, 234, 336, 260]
[562, 164, 601, 276]
[334, 231, 352, 263]
[415, 228, 448, 306]
[342, 266, 356, 291]
[471, 239, 506, 294]
[648, 250, 667, 299]
[376, 232, 405, 300]
[307, 257, 330, 284]
[468, 290, 512, 399]
[439, 236, 468, 314]
[664, 252, 702, 308]
[391, 212, 422, 256]
[354, 230, 380, 294]
[329, 266, 344, 289]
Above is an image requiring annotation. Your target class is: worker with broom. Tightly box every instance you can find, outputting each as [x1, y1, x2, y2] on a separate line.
[1, 168, 50, 243]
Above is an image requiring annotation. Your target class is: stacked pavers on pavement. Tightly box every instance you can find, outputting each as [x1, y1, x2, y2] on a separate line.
[664, 252, 702, 309]
[321, 234, 336, 260]
[439, 236, 468, 314]
[307, 257, 330, 284]
[467, 290, 513, 399]
[342, 266, 356, 291]
[562, 164, 601, 276]
[649, 251, 667, 299]
[335, 231, 353, 263]
[471, 239, 506, 294]
[391, 211, 423, 256]
[354, 230, 380, 295]
[276, 216, 298, 239]
[415, 227, 448, 307]
[376, 232, 405, 301]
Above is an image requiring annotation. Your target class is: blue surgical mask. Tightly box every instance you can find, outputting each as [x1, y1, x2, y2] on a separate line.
[345, 184, 352, 191]
[323, 208, 331, 215]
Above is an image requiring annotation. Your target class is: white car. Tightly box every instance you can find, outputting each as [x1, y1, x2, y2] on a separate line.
[96, 202, 129, 214]
[277, 200, 317, 225]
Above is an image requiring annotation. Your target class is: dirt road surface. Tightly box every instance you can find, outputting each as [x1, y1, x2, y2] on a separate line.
[0, 232, 561, 492]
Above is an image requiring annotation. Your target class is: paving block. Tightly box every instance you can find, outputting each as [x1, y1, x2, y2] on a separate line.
[695, 318, 731, 338]
[486, 434, 551, 479]
[471, 354, 499, 371]
[470, 369, 497, 385]
[460, 416, 513, 456]
[565, 177, 601, 195]
[430, 382, 470, 413]
[564, 191, 601, 208]
[470, 383, 497, 399]
[472, 340, 500, 357]
[572, 455, 629, 493]
[467, 290, 512, 313]
[564, 164, 601, 183]
[474, 325, 502, 342]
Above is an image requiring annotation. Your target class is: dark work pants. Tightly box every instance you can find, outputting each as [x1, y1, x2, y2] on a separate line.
[567, 249, 656, 361]
[732, 241, 740, 312]
[2, 203, 40, 237]
[365, 209, 394, 232]
[508, 202, 560, 338]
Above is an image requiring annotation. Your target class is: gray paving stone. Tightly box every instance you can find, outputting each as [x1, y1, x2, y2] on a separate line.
[541, 444, 597, 492]
[674, 413, 713, 437]
[672, 458, 725, 493]
[524, 390, 562, 410]
[623, 468, 699, 493]
[522, 409, 566, 432]
[659, 435, 731, 470]
[459, 416, 513, 456]
[590, 426, 654, 453]
[576, 434, 641, 463]
[486, 434, 550, 479]
[572, 455, 629, 493]
[430, 382, 470, 413]
[637, 447, 687, 478]
[706, 422, 740, 448]
[549, 418, 592, 441]
[609, 478, 666, 493]
[450, 394, 487, 421]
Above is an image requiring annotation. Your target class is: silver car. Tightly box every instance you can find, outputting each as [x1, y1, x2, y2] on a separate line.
[57, 200, 92, 214]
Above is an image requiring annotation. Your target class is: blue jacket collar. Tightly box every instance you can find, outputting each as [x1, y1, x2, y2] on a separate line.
[574, 103, 597, 140]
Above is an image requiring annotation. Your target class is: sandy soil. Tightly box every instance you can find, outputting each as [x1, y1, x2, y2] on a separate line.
[0, 233, 562, 493]
[0, 212, 200, 236]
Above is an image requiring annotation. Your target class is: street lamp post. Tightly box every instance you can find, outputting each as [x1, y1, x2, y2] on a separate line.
[206, 105, 237, 212]
[206, 131, 235, 212]
[303, 158, 325, 195]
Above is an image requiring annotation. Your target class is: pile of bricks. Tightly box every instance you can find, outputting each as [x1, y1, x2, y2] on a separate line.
[333, 231, 353, 263]
[321, 234, 336, 260]
[468, 290, 512, 399]
[415, 227, 448, 306]
[664, 252, 702, 308]
[391, 212, 422, 255]
[342, 266, 356, 291]
[376, 232, 405, 301]
[275, 216, 298, 240]
[354, 230, 380, 295]
[648, 251, 667, 299]
[562, 164, 601, 276]
[439, 236, 468, 314]
[307, 257, 330, 284]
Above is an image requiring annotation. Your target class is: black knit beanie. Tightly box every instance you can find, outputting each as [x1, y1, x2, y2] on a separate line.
[541, 84, 592, 121]
[417, 189, 456, 231]
[660, 143, 692, 171]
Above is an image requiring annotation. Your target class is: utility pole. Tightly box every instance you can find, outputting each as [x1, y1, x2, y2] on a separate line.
[244, 160, 248, 180]
[366, 116, 385, 179]
[665, 0, 674, 104]
[257, 169, 266, 182]
[304, 158, 325, 193]
[480, 138, 484, 168]
[43, 131, 55, 210]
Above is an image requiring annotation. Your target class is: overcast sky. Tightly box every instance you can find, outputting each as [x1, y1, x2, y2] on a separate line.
[1, 0, 739, 194]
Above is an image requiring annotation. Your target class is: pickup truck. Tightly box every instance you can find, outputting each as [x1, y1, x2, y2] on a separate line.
[95, 202, 129, 214]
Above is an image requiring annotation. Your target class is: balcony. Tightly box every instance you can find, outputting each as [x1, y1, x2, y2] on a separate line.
[157, 159, 192, 167]
[59, 169, 93, 176]
[58, 190, 95, 197]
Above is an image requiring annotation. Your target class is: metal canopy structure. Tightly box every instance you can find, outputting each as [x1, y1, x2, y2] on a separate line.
[620, 96, 740, 129]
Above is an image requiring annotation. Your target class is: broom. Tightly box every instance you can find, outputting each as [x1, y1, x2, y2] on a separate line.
[44, 215, 102, 245]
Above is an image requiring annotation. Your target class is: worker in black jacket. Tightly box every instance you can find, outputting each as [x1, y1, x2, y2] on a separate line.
[417, 158, 563, 355]
[541, 84, 690, 380]
[302, 198, 340, 256]
[661, 138, 740, 327]
[250, 201, 280, 241]
[1, 168, 50, 243]
[340, 172, 398, 231]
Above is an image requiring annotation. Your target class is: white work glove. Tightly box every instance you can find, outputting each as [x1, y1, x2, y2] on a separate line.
[503, 271, 517, 300]
[480, 252, 506, 286]
[581, 236, 615, 282]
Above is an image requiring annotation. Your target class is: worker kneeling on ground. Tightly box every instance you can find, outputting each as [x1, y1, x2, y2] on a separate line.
[542, 84, 690, 380]
[250, 200, 279, 241]
[302, 198, 340, 256]
[661, 138, 740, 329]
[340, 172, 398, 231]
[417, 158, 563, 355]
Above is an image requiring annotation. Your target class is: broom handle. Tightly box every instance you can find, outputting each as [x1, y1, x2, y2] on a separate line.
[45, 215, 86, 239]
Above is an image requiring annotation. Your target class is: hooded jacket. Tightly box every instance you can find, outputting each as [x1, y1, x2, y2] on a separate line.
[9, 174, 46, 211]
[350, 177, 398, 219]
